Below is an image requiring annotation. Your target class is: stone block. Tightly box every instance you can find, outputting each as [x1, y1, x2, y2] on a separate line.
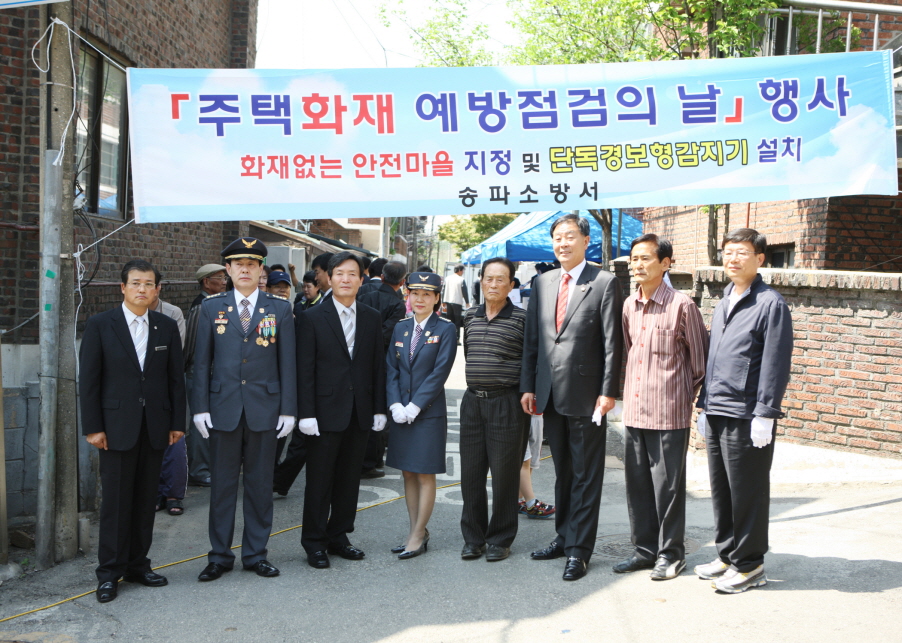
[5, 491, 23, 518]
[4, 458, 23, 491]
[4, 427, 24, 460]
[3, 388, 27, 429]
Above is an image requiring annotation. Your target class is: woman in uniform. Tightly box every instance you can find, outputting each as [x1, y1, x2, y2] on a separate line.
[385, 272, 457, 559]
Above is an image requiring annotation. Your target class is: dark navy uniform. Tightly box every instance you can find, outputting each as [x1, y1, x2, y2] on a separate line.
[192, 238, 297, 572]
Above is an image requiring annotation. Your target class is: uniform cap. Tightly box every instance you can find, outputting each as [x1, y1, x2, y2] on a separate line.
[406, 272, 442, 292]
[221, 237, 268, 262]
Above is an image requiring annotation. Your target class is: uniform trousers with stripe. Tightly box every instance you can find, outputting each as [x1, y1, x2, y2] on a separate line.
[706, 414, 775, 573]
[623, 426, 690, 562]
[459, 387, 531, 548]
[207, 411, 277, 568]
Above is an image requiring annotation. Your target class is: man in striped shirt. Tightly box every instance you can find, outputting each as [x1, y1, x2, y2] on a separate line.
[459, 257, 531, 562]
[613, 234, 708, 581]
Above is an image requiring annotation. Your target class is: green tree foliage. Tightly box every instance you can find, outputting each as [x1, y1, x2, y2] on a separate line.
[438, 213, 518, 252]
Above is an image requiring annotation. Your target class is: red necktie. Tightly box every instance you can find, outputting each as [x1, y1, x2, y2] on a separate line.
[556, 273, 570, 333]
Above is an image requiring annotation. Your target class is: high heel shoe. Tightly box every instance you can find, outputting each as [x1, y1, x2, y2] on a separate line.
[398, 529, 430, 560]
[390, 543, 406, 554]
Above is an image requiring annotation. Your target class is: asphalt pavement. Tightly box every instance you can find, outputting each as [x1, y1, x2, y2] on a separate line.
[2, 346, 901, 642]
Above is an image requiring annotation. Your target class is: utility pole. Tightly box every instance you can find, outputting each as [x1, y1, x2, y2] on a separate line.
[37, 2, 79, 569]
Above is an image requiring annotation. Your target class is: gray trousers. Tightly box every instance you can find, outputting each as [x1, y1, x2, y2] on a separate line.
[207, 413, 277, 568]
[459, 388, 530, 548]
[624, 426, 690, 561]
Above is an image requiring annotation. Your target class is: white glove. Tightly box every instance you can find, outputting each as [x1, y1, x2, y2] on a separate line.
[372, 414, 387, 432]
[298, 418, 320, 436]
[193, 413, 212, 439]
[696, 412, 707, 439]
[276, 415, 296, 439]
[403, 402, 420, 424]
[750, 416, 774, 448]
[591, 407, 603, 426]
[390, 403, 408, 425]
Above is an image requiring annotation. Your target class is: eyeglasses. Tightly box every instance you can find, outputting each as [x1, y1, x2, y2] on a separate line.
[722, 250, 755, 259]
[126, 281, 156, 290]
[206, 275, 227, 282]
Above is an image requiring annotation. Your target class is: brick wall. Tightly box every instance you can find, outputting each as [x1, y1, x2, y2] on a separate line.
[642, 170, 902, 274]
[0, 1, 258, 342]
[309, 219, 362, 247]
[694, 267, 902, 457]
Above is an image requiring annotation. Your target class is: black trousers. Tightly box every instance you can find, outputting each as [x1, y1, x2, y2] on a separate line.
[459, 388, 530, 548]
[544, 394, 607, 561]
[443, 302, 464, 342]
[97, 418, 165, 583]
[208, 413, 277, 567]
[361, 426, 387, 470]
[273, 426, 308, 493]
[706, 415, 776, 573]
[301, 410, 369, 555]
[624, 427, 690, 561]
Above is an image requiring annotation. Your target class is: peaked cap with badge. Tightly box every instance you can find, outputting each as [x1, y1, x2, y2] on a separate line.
[406, 272, 442, 292]
[221, 237, 268, 262]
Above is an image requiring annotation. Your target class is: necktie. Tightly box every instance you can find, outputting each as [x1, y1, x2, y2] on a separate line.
[409, 323, 422, 363]
[341, 308, 355, 356]
[133, 317, 146, 370]
[240, 298, 251, 333]
[556, 273, 570, 333]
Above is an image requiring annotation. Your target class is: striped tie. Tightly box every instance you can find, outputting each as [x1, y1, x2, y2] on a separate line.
[409, 323, 422, 363]
[556, 273, 570, 333]
[133, 317, 147, 370]
[341, 309, 355, 357]
[240, 298, 251, 333]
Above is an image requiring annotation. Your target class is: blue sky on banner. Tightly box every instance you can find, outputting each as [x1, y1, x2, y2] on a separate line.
[0, 0, 64, 7]
[127, 52, 897, 224]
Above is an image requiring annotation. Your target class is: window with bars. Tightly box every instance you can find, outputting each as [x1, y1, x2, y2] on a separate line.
[74, 46, 128, 218]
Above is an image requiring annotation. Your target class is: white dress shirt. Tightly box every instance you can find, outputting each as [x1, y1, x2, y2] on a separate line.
[333, 297, 357, 356]
[557, 259, 587, 308]
[121, 303, 150, 366]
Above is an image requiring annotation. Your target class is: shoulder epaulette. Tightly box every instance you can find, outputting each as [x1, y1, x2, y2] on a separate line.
[438, 316, 453, 323]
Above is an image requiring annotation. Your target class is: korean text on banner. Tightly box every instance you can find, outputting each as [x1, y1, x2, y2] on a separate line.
[0, 0, 67, 8]
[126, 52, 897, 224]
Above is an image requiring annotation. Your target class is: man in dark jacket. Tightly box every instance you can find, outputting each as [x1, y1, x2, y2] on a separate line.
[357, 261, 407, 477]
[694, 228, 793, 594]
[79, 259, 186, 603]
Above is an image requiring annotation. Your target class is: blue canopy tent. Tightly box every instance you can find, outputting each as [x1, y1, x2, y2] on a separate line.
[461, 210, 642, 264]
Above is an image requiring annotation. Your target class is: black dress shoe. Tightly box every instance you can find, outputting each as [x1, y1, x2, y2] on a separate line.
[485, 545, 510, 562]
[563, 556, 588, 581]
[189, 476, 211, 487]
[273, 487, 288, 497]
[531, 542, 566, 560]
[361, 467, 385, 479]
[327, 543, 366, 560]
[96, 581, 118, 603]
[198, 562, 232, 582]
[461, 543, 486, 560]
[123, 570, 168, 587]
[245, 559, 280, 577]
[612, 555, 656, 574]
[308, 550, 330, 569]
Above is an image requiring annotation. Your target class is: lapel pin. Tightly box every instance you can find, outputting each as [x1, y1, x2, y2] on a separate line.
[228, 306, 233, 312]
[404, 331, 409, 336]
[581, 286, 586, 292]
[259, 308, 265, 313]
[425, 331, 431, 337]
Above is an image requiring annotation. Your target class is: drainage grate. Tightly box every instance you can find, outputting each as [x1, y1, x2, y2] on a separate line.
[594, 533, 703, 560]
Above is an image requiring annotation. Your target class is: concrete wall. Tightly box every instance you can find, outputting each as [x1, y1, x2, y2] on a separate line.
[3, 383, 39, 520]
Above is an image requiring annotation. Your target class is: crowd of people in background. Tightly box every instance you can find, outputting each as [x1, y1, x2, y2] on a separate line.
[79, 215, 792, 604]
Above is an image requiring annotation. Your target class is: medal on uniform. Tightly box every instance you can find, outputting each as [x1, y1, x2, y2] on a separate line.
[256, 314, 277, 347]
[217, 325, 226, 334]
[256, 336, 265, 345]
[425, 331, 431, 337]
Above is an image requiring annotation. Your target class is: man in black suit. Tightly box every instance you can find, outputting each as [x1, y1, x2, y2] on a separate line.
[79, 259, 186, 603]
[192, 237, 297, 581]
[297, 251, 387, 569]
[520, 214, 623, 581]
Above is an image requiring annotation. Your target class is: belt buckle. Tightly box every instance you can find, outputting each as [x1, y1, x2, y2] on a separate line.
[475, 389, 489, 398]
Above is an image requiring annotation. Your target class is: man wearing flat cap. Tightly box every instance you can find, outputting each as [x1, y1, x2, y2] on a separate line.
[191, 237, 297, 581]
[183, 263, 227, 487]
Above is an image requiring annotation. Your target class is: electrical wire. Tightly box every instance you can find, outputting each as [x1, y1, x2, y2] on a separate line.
[0, 456, 553, 624]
